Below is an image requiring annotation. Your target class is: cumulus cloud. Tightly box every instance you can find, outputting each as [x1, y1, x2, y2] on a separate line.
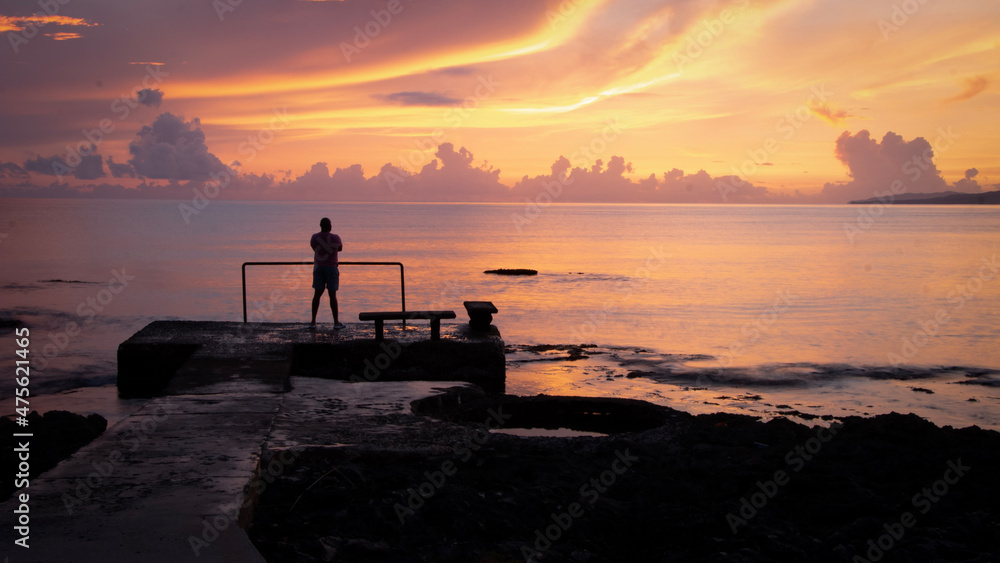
[4, 133, 987, 204]
[274, 143, 508, 201]
[951, 167, 982, 193]
[106, 156, 135, 178]
[23, 151, 105, 180]
[373, 91, 462, 106]
[296, 161, 330, 183]
[282, 161, 380, 200]
[6, 141, 786, 203]
[0, 161, 30, 179]
[396, 143, 506, 200]
[136, 88, 164, 107]
[74, 153, 105, 180]
[289, 161, 332, 195]
[128, 113, 229, 180]
[510, 156, 779, 204]
[818, 130, 948, 203]
[23, 154, 68, 176]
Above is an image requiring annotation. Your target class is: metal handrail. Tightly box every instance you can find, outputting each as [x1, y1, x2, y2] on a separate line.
[241, 261, 405, 323]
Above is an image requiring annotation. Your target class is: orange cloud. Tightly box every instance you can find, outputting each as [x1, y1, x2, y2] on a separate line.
[945, 75, 990, 104]
[0, 14, 97, 32]
[46, 32, 82, 41]
[809, 102, 856, 126]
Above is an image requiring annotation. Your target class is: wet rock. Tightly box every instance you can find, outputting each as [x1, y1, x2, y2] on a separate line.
[412, 392, 675, 434]
[1, 410, 107, 500]
[508, 344, 597, 362]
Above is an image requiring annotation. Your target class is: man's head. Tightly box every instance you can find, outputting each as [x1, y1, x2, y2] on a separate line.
[320, 217, 332, 232]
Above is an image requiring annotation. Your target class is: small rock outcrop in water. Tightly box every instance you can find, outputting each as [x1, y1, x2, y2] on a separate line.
[0, 317, 25, 330]
[1, 410, 107, 501]
[484, 268, 538, 275]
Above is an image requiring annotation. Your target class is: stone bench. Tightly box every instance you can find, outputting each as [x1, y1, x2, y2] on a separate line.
[358, 310, 457, 341]
[463, 301, 498, 330]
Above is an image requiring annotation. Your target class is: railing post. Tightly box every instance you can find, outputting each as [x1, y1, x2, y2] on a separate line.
[242, 263, 248, 323]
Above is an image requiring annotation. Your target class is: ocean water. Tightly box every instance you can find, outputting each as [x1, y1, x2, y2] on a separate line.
[1, 199, 998, 428]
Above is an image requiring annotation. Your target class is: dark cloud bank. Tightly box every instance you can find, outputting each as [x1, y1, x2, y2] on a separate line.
[0, 114, 991, 204]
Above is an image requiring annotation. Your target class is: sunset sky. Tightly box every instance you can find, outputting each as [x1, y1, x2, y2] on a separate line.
[0, 0, 997, 202]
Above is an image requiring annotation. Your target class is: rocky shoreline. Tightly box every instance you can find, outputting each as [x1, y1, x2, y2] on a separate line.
[504, 343, 1000, 430]
[1, 410, 107, 501]
[249, 388, 1000, 562]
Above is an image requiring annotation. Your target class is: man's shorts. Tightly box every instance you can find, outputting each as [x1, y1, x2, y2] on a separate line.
[313, 266, 340, 291]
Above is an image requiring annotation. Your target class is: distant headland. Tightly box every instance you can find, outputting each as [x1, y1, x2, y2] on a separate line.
[850, 189, 1000, 205]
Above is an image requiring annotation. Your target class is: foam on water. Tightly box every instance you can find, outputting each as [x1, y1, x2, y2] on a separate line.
[505, 344, 1000, 430]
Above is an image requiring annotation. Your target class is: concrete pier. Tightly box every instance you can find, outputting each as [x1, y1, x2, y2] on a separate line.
[0, 321, 504, 562]
[117, 321, 506, 396]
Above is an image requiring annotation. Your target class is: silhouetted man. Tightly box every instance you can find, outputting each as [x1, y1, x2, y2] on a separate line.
[310, 217, 344, 328]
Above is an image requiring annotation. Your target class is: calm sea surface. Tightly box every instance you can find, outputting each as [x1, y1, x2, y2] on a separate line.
[2, 199, 999, 427]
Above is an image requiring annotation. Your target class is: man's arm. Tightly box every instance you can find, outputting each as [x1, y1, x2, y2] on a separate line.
[312, 235, 342, 260]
